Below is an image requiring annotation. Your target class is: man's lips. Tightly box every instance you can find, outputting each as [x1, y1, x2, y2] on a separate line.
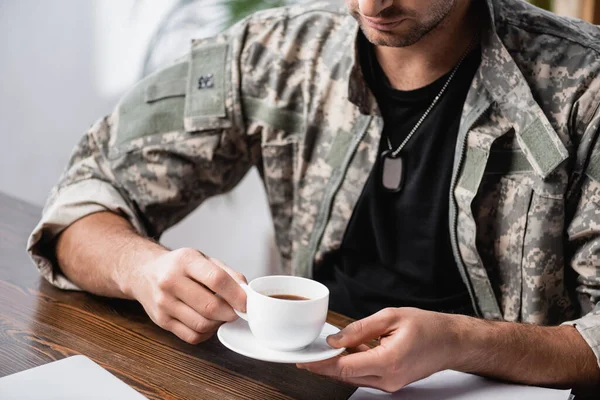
[361, 15, 406, 31]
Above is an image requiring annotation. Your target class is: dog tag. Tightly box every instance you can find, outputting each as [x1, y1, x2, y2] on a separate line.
[380, 150, 404, 193]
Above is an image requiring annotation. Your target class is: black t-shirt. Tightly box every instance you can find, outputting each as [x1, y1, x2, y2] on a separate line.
[315, 36, 481, 320]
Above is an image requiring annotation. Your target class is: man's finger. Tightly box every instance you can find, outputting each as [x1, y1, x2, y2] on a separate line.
[174, 277, 237, 321]
[185, 258, 247, 313]
[170, 300, 224, 333]
[297, 349, 382, 378]
[166, 319, 211, 345]
[209, 257, 248, 284]
[328, 309, 397, 349]
[347, 344, 371, 354]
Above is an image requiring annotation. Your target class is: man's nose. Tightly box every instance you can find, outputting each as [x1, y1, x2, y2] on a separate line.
[357, 0, 394, 17]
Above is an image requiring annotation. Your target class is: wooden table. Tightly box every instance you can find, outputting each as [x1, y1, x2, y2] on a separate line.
[0, 192, 357, 399]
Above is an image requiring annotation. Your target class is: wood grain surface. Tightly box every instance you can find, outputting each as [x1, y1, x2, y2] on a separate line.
[0, 192, 357, 399]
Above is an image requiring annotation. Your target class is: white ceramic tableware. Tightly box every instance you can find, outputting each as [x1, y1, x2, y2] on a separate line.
[217, 318, 345, 363]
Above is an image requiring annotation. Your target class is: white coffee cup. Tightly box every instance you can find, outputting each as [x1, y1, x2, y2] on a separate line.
[235, 275, 329, 351]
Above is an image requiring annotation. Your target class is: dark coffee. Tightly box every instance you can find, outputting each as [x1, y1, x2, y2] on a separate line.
[269, 294, 310, 301]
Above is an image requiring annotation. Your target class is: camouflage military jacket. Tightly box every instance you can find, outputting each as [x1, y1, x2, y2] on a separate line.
[28, 0, 600, 365]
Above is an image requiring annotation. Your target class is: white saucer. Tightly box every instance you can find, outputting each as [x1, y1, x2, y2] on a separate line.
[217, 318, 345, 363]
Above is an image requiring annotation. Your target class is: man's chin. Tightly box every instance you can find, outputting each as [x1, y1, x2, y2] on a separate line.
[360, 25, 420, 48]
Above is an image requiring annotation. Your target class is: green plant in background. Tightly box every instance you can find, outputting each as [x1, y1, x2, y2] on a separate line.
[528, 0, 552, 10]
[142, 0, 296, 75]
[174, 0, 290, 29]
[223, 0, 288, 27]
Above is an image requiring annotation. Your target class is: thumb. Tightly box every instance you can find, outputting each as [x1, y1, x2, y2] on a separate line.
[328, 309, 397, 349]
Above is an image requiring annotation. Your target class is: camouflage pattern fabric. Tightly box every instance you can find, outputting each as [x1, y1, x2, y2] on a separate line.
[28, 0, 600, 366]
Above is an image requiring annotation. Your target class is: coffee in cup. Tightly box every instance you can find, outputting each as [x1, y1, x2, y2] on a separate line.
[268, 294, 310, 301]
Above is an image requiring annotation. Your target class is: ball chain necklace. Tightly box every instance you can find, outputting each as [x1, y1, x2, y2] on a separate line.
[380, 41, 476, 193]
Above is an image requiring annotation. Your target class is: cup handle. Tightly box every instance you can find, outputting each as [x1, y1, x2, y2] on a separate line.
[235, 283, 250, 321]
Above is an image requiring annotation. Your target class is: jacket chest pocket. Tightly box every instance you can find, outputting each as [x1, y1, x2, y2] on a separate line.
[475, 176, 532, 321]
[474, 173, 569, 323]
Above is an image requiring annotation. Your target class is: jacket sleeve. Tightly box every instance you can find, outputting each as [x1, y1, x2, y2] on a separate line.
[27, 24, 261, 290]
[563, 104, 600, 368]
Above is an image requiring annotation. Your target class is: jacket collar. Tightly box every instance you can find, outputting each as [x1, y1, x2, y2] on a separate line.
[477, 0, 568, 178]
[347, 23, 380, 116]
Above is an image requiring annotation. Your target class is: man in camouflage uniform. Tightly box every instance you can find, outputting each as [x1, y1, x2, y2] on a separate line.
[28, 0, 600, 393]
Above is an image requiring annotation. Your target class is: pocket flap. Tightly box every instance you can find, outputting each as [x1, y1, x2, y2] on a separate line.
[517, 116, 568, 180]
[184, 42, 232, 131]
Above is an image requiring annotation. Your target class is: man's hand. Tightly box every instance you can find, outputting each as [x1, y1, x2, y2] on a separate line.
[298, 307, 600, 395]
[55, 212, 248, 346]
[129, 248, 248, 344]
[298, 308, 457, 392]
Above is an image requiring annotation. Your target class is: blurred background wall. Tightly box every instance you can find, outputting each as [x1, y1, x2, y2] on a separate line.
[0, 0, 293, 279]
[0, 0, 598, 279]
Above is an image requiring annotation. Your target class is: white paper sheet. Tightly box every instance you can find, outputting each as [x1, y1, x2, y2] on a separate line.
[349, 370, 572, 400]
[0, 356, 147, 400]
